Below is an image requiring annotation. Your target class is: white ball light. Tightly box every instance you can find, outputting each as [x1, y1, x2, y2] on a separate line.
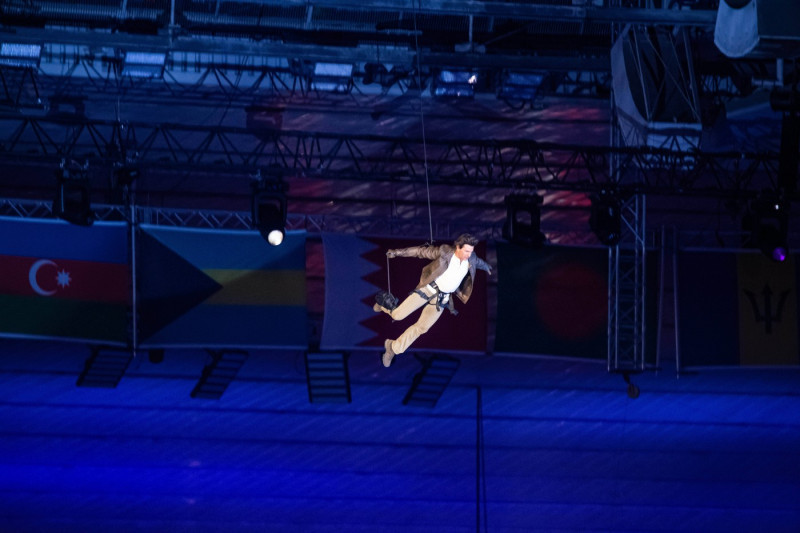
[267, 229, 284, 246]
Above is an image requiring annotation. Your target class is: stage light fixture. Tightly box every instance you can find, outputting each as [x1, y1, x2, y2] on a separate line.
[497, 71, 545, 103]
[502, 193, 546, 247]
[53, 166, 94, 227]
[311, 62, 354, 93]
[589, 193, 622, 246]
[121, 50, 167, 78]
[0, 42, 41, 68]
[111, 163, 141, 190]
[432, 69, 478, 98]
[251, 182, 287, 246]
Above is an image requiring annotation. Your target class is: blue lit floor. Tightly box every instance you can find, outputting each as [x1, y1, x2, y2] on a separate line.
[1, 339, 799, 532]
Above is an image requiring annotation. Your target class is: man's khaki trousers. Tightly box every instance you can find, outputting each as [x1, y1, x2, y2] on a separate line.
[382, 286, 444, 354]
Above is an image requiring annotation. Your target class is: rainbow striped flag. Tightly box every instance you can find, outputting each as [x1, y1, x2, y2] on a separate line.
[137, 225, 307, 348]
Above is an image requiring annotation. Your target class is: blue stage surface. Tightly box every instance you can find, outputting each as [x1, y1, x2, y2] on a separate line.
[0, 338, 798, 532]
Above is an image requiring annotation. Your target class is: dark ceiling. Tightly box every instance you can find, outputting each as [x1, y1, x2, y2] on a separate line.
[0, 0, 796, 244]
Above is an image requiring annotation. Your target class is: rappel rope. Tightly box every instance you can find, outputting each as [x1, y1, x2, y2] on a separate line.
[413, 0, 434, 248]
[386, 0, 434, 293]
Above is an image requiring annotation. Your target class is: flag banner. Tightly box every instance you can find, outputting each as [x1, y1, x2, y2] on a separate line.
[495, 243, 609, 359]
[678, 250, 800, 367]
[321, 234, 488, 353]
[0, 216, 129, 344]
[137, 225, 307, 348]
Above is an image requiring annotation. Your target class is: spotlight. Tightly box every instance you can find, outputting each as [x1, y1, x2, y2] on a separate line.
[745, 195, 789, 262]
[311, 62, 354, 93]
[432, 69, 478, 98]
[121, 50, 167, 79]
[53, 164, 94, 227]
[266, 228, 284, 246]
[497, 70, 546, 104]
[0, 42, 41, 68]
[251, 180, 287, 246]
[502, 193, 545, 247]
[589, 192, 621, 246]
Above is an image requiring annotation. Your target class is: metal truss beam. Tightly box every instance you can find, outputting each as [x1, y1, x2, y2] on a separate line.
[0, 112, 783, 199]
[0, 2, 715, 96]
[0, 197, 500, 239]
[607, 194, 648, 375]
[0, 45, 610, 112]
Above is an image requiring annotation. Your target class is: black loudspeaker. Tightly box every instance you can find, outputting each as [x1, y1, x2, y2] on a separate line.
[54, 173, 94, 226]
[502, 194, 545, 247]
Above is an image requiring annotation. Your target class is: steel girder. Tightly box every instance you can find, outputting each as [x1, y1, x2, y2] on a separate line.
[1, 37, 755, 111]
[0, 197, 501, 240]
[0, 45, 611, 111]
[607, 194, 648, 375]
[0, 112, 782, 199]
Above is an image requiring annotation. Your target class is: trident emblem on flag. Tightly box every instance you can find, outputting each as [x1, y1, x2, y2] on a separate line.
[743, 284, 790, 334]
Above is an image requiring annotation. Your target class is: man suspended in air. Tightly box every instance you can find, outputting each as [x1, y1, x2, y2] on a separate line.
[373, 233, 492, 367]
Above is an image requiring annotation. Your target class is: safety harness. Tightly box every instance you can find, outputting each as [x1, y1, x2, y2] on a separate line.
[413, 281, 458, 315]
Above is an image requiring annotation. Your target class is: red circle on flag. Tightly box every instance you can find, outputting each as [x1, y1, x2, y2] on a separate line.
[534, 261, 607, 340]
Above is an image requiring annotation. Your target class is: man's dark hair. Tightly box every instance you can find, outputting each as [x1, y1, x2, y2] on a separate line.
[454, 233, 479, 249]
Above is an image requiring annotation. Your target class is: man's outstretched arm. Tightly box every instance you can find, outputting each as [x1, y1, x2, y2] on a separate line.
[474, 256, 492, 275]
[386, 245, 442, 261]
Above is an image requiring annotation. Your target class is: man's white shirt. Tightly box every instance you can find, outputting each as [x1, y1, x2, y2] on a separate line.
[433, 254, 470, 293]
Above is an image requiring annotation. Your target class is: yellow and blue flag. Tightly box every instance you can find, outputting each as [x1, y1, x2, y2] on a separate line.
[137, 225, 307, 348]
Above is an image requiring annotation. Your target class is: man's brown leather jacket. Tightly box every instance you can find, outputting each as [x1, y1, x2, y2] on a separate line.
[391, 244, 491, 306]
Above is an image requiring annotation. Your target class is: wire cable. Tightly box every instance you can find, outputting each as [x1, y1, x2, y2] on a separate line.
[412, 0, 434, 246]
